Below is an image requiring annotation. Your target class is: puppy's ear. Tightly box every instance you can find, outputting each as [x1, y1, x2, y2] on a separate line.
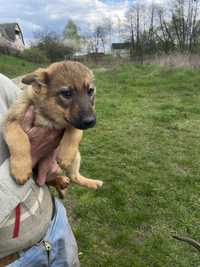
[22, 68, 49, 86]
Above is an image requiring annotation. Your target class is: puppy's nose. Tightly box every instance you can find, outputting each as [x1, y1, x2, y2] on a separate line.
[82, 116, 96, 128]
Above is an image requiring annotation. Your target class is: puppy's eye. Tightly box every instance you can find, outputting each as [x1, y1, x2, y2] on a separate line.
[87, 88, 94, 96]
[60, 89, 72, 99]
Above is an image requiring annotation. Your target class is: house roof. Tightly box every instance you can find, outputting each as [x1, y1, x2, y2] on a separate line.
[0, 23, 25, 45]
[112, 42, 130, 50]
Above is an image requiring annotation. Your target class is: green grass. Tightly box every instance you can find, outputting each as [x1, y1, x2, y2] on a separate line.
[62, 64, 200, 266]
[0, 54, 44, 78]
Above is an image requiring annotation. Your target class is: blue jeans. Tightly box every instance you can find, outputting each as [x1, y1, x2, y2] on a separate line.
[8, 199, 80, 267]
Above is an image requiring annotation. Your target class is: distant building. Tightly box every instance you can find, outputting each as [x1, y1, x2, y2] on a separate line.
[0, 23, 25, 53]
[111, 42, 130, 58]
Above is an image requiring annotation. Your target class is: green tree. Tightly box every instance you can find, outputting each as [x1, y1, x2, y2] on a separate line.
[64, 19, 80, 40]
[63, 19, 80, 51]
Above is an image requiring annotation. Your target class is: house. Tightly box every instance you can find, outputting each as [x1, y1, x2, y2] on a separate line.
[111, 42, 130, 58]
[0, 23, 25, 53]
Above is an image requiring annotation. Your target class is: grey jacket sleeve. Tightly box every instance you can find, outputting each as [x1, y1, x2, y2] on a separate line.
[0, 73, 18, 164]
[0, 74, 34, 223]
[0, 159, 34, 222]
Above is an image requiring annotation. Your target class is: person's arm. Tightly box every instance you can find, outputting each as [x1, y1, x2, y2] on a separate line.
[0, 74, 62, 222]
[0, 74, 32, 222]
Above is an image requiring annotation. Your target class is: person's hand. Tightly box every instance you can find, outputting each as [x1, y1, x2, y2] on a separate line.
[37, 148, 62, 186]
[21, 105, 64, 185]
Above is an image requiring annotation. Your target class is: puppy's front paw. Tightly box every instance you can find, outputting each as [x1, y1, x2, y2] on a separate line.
[55, 176, 70, 189]
[90, 180, 103, 189]
[10, 158, 32, 185]
[55, 176, 70, 199]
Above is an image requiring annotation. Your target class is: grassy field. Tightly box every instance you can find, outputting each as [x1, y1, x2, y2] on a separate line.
[0, 54, 43, 78]
[64, 64, 200, 267]
[1, 56, 200, 266]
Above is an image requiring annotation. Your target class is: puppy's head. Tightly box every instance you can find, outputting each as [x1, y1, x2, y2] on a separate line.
[22, 61, 96, 130]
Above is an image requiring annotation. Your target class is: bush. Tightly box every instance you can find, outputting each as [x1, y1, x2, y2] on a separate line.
[21, 47, 49, 64]
[38, 41, 73, 62]
[34, 31, 74, 62]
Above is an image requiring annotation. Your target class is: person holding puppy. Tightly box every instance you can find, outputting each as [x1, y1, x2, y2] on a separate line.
[0, 73, 80, 267]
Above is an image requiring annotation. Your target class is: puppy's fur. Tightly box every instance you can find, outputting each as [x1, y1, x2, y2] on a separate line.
[3, 61, 103, 195]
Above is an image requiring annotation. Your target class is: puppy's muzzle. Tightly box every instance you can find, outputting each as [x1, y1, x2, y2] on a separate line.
[66, 115, 96, 130]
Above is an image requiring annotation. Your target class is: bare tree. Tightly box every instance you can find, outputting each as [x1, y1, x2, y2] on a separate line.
[126, 1, 153, 63]
[84, 0, 200, 62]
[158, 0, 200, 52]
[84, 19, 111, 55]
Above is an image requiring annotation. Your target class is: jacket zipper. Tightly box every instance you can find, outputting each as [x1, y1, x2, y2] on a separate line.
[42, 240, 52, 265]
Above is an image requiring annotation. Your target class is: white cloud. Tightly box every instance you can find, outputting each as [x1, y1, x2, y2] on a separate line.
[0, 0, 130, 42]
[44, 0, 129, 30]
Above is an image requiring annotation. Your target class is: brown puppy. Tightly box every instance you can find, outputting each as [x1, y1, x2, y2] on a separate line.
[3, 61, 103, 194]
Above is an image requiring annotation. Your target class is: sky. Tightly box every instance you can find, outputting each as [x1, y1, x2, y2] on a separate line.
[0, 0, 165, 44]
